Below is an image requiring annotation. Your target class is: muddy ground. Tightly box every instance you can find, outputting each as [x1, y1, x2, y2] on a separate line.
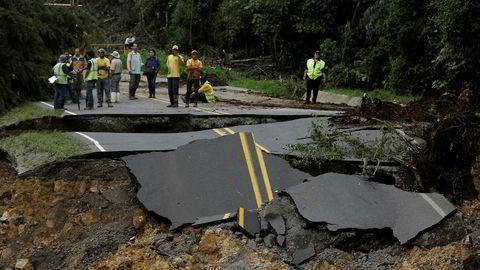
[0, 155, 479, 269]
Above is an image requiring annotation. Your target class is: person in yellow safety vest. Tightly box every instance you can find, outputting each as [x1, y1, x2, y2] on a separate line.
[183, 80, 215, 103]
[52, 54, 74, 110]
[82, 50, 98, 110]
[303, 50, 326, 104]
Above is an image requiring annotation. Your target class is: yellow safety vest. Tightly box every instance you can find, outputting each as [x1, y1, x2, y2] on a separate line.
[85, 59, 98, 81]
[306, 59, 325, 80]
[53, 63, 68, 84]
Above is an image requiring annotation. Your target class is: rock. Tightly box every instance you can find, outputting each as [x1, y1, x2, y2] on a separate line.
[153, 233, 174, 242]
[198, 231, 219, 254]
[260, 216, 269, 234]
[264, 234, 276, 248]
[266, 214, 285, 235]
[224, 259, 251, 270]
[0, 190, 12, 201]
[18, 224, 25, 234]
[46, 220, 55, 228]
[0, 211, 9, 223]
[15, 258, 33, 270]
[89, 186, 99, 193]
[78, 181, 87, 195]
[276, 235, 285, 247]
[292, 243, 316, 265]
[80, 212, 99, 225]
[132, 209, 147, 230]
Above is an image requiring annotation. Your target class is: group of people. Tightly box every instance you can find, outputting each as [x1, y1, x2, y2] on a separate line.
[51, 40, 326, 110]
[51, 42, 210, 110]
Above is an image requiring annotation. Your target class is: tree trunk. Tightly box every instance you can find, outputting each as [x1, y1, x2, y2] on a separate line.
[190, 0, 194, 50]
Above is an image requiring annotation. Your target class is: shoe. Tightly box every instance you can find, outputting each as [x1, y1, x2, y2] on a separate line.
[166, 104, 174, 107]
[97, 104, 103, 108]
[133, 97, 138, 100]
[148, 95, 152, 98]
[304, 100, 310, 104]
[107, 103, 114, 108]
[114, 101, 119, 103]
[152, 95, 156, 98]
[193, 103, 197, 107]
[312, 101, 317, 104]
[172, 104, 179, 108]
[185, 103, 189, 108]
[84, 107, 93, 110]
[129, 97, 135, 100]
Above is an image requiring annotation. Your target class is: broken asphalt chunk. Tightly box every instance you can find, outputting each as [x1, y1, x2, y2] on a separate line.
[284, 173, 456, 244]
[292, 243, 316, 265]
[236, 207, 260, 238]
[123, 132, 306, 229]
[193, 212, 236, 228]
[266, 214, 286, 235]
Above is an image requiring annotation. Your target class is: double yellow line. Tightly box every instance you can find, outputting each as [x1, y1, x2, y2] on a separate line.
[145, 93, 273, 208]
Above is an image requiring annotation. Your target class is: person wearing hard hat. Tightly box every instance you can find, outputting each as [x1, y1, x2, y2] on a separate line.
[52, 54, 74, 109]
[303, 50, 326, 104]
[110, 51, 123, 103]
[96, 48, 113, 107]
[185, 50, 203, 107]
[166, 45, 185, 107]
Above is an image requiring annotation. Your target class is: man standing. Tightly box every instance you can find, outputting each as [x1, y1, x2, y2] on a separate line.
[185, 50, 203, 107]
[71, 48, 86, 103]
[166, 45, 185, 107]
[303, 50, 326, 104]
[96, 48, 113, 108]
[110, 51, 123, 103]
[52, 54, 74, 109]
[83, 50, 97, 110]
[127, 43, 142, 100]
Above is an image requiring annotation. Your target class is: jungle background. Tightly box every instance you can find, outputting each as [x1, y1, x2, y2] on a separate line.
[1, 0, 480, 112]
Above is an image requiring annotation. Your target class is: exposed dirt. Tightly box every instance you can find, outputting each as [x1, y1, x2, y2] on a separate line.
[0, 155, 479, 269]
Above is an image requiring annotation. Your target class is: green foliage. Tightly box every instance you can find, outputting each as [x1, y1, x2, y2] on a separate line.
[0, 103, 63, 127]
[290, 120, 422, 168]
[229, 79, 295, 99]
[0, 0, 96, 113]
[322, 88, 421, 104]
[0, 131, 87, 171]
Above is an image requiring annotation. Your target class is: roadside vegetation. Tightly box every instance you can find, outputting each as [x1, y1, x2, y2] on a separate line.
[0, 131, 88, 173]
[0, 103, 63, 127]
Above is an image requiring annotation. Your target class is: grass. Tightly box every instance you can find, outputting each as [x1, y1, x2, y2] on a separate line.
[229, 79, 294, 99]
[0, 131, 88, 172]
[0, 103, 63, 127]
[323, 88, 421, 104]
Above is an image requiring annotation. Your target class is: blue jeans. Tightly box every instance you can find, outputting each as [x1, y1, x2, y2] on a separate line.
[167, 77, 179, 105]
[54, 83, 67, 109]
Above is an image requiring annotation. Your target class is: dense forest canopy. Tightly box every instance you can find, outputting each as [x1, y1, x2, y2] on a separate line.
[1, 0, 479, 112]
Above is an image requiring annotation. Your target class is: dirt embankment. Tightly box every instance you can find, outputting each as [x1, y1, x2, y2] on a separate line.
[0, 156, 479, 269]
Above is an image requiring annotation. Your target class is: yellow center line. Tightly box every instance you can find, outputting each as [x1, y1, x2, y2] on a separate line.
[222, 128, 270, 154]
[238, 208, 245, 227]
[255, 145, 274, 201]
[239, 132, 263, 208]
[223, 213, 231, 219]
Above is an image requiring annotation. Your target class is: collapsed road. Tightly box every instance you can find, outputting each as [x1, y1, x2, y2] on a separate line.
[0, 78, 479, 269]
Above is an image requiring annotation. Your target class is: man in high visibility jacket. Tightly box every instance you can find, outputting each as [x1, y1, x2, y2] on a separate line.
[52, 54, 74, 109]
[83, 50, 98, 110]
[303, 50, 326, 104]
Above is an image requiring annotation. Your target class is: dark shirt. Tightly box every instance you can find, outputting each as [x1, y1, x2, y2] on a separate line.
[146, 56, 160, 72]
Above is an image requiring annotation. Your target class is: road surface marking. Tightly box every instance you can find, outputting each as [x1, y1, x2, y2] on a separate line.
[239, 132, 263, 208]
[74, 132, 106, 152]
[218, 128, 271, 154]
[140, 94, 231, 115]
[223, 213, 231, 219]
[238, 208, 245, 227]
[254, 143, 273, 201]
[419, 193, 447, 217]
[212, 129, 228, 136]
[39, 101, 77, 115]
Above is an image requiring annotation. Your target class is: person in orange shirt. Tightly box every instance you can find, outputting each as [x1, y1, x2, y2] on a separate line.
[185, 50, 203, 107]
